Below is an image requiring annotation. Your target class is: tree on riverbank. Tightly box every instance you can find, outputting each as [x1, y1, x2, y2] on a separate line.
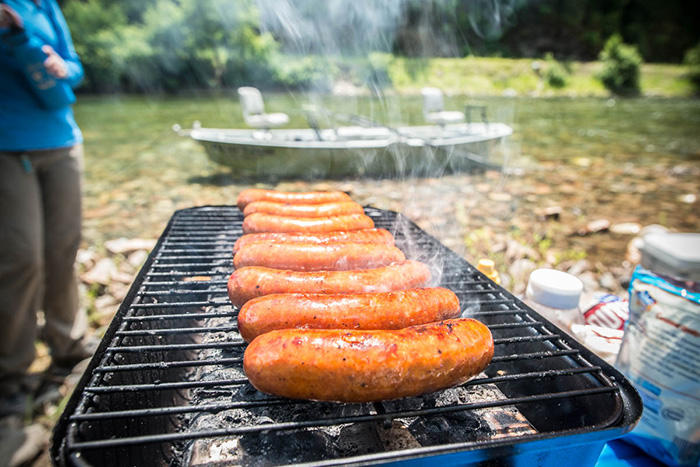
[65, 0, 279, 92]
[61, 0, 700, 94]
[598, 35, 643, 96]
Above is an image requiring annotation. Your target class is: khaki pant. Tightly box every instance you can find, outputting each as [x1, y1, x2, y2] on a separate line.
[0, 145, 88, 397]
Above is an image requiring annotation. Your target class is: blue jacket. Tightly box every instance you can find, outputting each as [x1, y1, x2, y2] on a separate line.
[0, 0, 83, 151]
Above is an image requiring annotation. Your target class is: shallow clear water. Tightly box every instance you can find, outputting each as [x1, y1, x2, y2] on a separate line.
[74, 94, 700, 253]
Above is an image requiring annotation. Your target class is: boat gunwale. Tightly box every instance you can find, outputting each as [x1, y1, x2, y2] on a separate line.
[189, 122, 513, 150]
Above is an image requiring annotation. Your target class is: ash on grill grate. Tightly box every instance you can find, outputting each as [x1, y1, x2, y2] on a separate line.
[180, 309, 535, 466]
[52, 206, 642, 467]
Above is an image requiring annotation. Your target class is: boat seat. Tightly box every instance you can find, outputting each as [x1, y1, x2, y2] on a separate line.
[237, 87, 290, 129]
[421, 87, 465, 125]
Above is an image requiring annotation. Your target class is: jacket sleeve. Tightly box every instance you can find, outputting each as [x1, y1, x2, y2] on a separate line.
[47, 0, 83, 89]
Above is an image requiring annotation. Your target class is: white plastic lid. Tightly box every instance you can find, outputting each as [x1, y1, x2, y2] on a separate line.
[640, 233, 700, 282]
[525, 268, 583, 310]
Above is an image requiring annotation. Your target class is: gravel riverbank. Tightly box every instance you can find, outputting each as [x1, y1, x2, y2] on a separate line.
[26, 95, 700, 465]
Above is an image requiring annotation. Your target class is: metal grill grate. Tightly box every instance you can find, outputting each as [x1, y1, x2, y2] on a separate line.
[52, 206, 641, 467]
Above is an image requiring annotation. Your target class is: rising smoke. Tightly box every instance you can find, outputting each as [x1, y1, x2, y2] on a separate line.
[254, 0, 521, 304]
[257, 0, 524, 58]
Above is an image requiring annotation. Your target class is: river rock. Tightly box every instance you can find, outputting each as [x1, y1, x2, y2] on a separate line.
[537, 206, 562, 221]
[505, 240, 539, 263]
[488, 192, 512, 202]
[578, 219, 611, 236]
[76, 248, 100, 271]
[94, 294, 119, 312]
[104, 237, 157, 255]
[625, 237, 643, 264]
[81, 258, 117, 286]
[625, 224, 671, 263]
[610, 222, 641, 235]
[509, 259, 537, 294]
[598, 271, 618, 290]
[639, 224, 670, 236]
[544, 250, 558, 266]
[566, 259, 592, 277]
[127, 250, 150, 269]
[498, 273, 512, 291]
[107, 282, 130, 302]
[578, 271, 600, 292]
[111, 269, 135, 285]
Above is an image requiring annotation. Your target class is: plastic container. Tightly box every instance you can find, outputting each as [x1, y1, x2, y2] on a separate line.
[3, 27, 76, 110]
[523, 268, 584, 332]
[616, 232, 700, 467]
[639, 232, 700, 289]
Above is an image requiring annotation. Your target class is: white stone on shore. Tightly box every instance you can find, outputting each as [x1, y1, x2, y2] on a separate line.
[81, 258, 117, 286]
[104, 237, 157, 255]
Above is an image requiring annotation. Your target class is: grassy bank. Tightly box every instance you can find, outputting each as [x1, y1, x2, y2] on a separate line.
[382, 56, 695, 97]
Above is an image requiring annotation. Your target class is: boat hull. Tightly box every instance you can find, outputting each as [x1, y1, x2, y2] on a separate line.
[190, 123, 512, 179]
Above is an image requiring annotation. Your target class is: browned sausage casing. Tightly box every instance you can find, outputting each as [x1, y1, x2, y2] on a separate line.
[233, 242, 405, 271]
[228, 260, 431, 308]
[237, 189, 352, 210]
[243, 318, 494, 402]
[238, 287, 460, 342]
[233, 229, 395, 253]
[243, 201, 364, 218]
[243, 212, 374, 234]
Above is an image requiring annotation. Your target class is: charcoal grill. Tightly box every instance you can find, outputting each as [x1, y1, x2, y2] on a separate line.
[52, 206, 642, 467]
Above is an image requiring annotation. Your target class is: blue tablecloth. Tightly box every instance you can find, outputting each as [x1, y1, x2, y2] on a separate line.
[596, 440, 668, 467]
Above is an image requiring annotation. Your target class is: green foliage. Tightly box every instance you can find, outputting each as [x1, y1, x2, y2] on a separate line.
[59, 0, 698, 93]
[543, 53, 569, 88]
[683, 42, 700, 94]
[365, 53, 394, 89]
[273, 56, 336, 91]
[63, 0, 280, 93]
[598, 35, 643, 96]
[63, 0, 128, 91]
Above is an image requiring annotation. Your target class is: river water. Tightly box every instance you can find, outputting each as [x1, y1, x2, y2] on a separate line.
[74, 94, 700, 292]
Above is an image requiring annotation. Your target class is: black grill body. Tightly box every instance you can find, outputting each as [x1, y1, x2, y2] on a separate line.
[51, 206, 642, 466]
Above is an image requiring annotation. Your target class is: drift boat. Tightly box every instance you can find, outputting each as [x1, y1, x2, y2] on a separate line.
[175, 87, 513, 179]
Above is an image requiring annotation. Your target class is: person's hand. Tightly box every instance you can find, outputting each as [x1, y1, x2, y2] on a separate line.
[42, 45, 68, 79]
[1, 5, 21, 28]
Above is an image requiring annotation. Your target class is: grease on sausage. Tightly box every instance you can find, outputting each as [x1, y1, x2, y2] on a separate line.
[237, 287, 460, 342]
[242, 212, 374, 234]
[233, 242, 405, 271]
[228, 260, 431, 308]
[243, 201, 364, 218]
[233, 229, 395, 254]
[243, 318, 494, 402]
[237, 189, 352, 210]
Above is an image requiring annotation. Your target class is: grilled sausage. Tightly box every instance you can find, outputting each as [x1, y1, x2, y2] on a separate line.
[242, 212, 374, 234]
[228, 260, 431, 308]
[233, 242, 406, 271]
[237, 287, 460, 342]
[243, 201, 365, 218]
[237, 189, 352, 210]
[243, 318, 494, 402]
[233, 229, 395, 253]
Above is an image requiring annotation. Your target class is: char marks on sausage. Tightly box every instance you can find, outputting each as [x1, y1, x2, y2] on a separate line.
[243, 318, 494, 402]
[233, 242, 406, 271]
[228, 260, 431, 308]
[237, 189, 352, 210]
[232, 228, 395, 253]
[237, 287, 460, 342]
[242, 212, 375, 234]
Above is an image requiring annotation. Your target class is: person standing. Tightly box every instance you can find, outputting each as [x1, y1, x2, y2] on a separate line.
[0, 0, 93, 464]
